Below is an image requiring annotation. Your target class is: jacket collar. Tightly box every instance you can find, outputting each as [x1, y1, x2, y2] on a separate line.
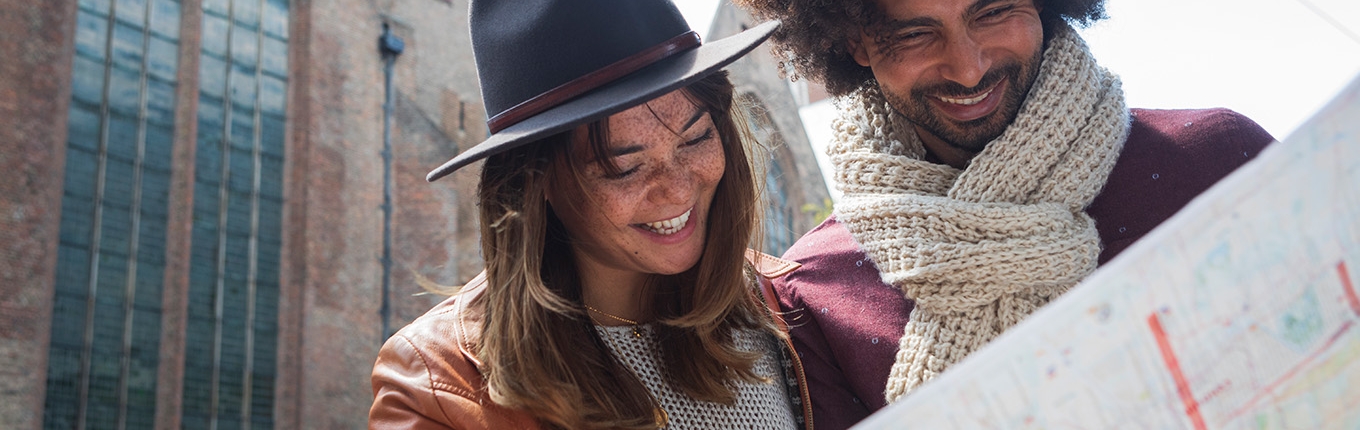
[452, 250, 799, 368]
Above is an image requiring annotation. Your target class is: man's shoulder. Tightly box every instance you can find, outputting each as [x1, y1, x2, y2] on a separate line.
[1127, 108, 1275, 155]
[780, 216, 867, 265]
[777, 216, 892, 292]
[1088, 108, 1276, 263]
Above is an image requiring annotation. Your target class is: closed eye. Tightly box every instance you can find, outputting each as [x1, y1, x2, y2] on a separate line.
[604, 164, 640, 180]
[686, 128, 715, 146]
[896, 30, 929, 41]
[978, 5, 1013, 20]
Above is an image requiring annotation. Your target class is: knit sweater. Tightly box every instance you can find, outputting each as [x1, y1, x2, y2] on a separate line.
[775, 108, 1275, 430]
[595, 324, 798, 430]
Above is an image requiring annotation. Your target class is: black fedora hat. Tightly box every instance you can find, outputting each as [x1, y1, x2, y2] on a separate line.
[426, 0, 779, 182]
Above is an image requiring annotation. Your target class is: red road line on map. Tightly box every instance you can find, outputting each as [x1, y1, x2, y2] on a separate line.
[1223, 320, 1355, 423]
[1340, 261, 1360, 317]
[1148, 313, 1208, 430]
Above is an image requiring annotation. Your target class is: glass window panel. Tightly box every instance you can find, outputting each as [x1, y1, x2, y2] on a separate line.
[196, 99, 225, 148]
[259, 115, 283, 156]
[76, 9, 109, 60]
[72, 55, 107, 107]
[230, 107, 255, 149]
[195, 140, 223, 186]
[60, 192, 96, 246]
[184, 200, 218, 429]
[105, 113, 139, 163]
[258, 36, 285, 78]
[229, 65, 257, 109]
[143, 123, 174, 171]
[145, 77, 176, 126]
[54, 245, 93, 299]
[106, 65, 142, 117]
[198, 53, 227, 99]
[200, 13, 229, 57]
[149, 0, 180, 40]
[105, 115, 140, 171]
[763, 159, 794, 255]
[115, 0, 148, 27]
[136, 221, 168, 273]
[263, 0, 287, 39]
[42, 329, 83, 428]
[147, 35, 178, 83]
[80, 0, 112, 15]
[111, 21, 145, 70]
[228, 150, 255, 194]
[139, 173, 171, 223]
[48, 291, 89, 347]
[260, 36, 287, 78]
[232, 0, 260, 29]
[262, 77, 286, 120]
[259, 155, 282, 200]
[255, 238, 279, 278]
[203, 0, 229, 17]
[225, 202, 252, 242]
[88, 264, 129, 430]
[124, 385, 157, 429]
[131, 306, 164, 355]
[67, 104, 103, 151]
[49, 302, 90, 355]
[230, 28, 258, 71]
[61, 153, 99, 216]
[98, 191, 134, 256]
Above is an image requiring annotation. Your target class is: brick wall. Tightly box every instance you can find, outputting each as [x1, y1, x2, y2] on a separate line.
[0, 1, 77, 429]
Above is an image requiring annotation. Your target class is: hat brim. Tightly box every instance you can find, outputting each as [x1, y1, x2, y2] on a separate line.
[426, 20, 779, 182]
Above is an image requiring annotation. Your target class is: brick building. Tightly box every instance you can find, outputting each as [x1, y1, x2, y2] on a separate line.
[0, 0, 829, 428]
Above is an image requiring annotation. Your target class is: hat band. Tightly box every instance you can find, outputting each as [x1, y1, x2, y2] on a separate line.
[486, 31, 701, 134]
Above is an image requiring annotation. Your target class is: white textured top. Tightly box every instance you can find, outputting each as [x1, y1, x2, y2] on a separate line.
[594, 324, 797, 430]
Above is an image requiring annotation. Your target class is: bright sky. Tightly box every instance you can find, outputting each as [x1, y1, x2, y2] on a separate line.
[679, 0, 1360, 200]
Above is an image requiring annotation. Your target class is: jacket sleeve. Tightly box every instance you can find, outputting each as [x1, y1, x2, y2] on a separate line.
[370, 334, 461, 430]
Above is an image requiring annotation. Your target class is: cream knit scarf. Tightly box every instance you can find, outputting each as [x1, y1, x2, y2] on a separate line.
[828, 24, 1129, 403]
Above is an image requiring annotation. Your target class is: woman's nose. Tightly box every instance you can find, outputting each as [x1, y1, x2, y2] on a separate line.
[647, 160, 696, 205]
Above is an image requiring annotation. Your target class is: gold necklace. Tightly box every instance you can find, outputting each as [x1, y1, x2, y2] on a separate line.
[585, 304, 645, 338]
[591, 315, 670, 428]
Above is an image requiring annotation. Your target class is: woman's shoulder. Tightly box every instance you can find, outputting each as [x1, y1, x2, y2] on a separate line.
[391, 272, 489, 365]
[371, 272, 540, 429]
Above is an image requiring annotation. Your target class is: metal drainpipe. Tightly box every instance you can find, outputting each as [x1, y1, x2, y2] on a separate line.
[379, 23, 404, 343]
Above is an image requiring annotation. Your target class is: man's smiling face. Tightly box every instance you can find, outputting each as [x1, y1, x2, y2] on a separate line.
[851, 0, 1046, 153]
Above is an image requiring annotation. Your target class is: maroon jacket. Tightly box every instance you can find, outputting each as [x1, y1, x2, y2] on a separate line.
[775, 108, 1275, 430]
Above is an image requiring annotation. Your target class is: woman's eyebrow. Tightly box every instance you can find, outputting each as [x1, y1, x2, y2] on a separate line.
[596, 108, 708, 160]
[607, 145, 645, 158]
[680, 108, 707, 131]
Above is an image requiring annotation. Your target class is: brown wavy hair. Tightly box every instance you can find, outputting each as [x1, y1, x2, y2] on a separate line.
[734, 0, 1108, 97]
[472, 71, 780, 429]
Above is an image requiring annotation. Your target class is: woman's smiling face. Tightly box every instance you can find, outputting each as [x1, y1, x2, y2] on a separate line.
[547, 88, 726, 281]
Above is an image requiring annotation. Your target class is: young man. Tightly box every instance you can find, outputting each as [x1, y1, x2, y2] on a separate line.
[736, 0, 1276, 428]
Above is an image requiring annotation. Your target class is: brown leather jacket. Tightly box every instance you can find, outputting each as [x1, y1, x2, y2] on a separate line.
[369, 251, 813, 429]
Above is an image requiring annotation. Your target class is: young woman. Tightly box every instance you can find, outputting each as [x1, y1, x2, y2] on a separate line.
[368, 0, 810, 428]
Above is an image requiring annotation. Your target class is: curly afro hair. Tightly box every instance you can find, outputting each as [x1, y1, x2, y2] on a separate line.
[734, 0, 1108, 97]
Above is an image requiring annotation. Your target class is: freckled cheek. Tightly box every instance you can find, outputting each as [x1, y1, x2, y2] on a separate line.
[590, 182, 647, 227]
[699, 143, 728, 183]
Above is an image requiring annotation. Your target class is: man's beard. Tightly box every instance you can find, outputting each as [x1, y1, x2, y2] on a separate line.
[882, 47, 1044, 153]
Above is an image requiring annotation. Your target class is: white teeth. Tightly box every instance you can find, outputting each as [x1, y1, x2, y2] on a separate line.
[938, 88, 993, 106]
[642, 209, 692, 235]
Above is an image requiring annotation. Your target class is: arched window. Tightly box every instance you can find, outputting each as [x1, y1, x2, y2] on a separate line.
[739, 93, 798, 255]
